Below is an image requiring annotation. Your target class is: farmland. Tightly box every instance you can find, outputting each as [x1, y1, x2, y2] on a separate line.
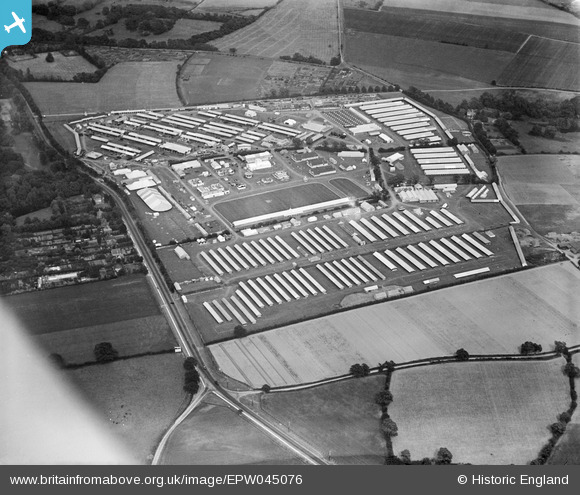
[213, 183, 341, 223]
[160, 394, 306, 465]
[209, 262, 580, 387]
[6, 52, 97, 81]
[345, 32, 513, 89]
[497, 36, 580, 92]
[193, 0, 278, 16]
[211, 0, 340, 62]
[3, 275, 176, 364]
[390, 360, 570, 464]
[24, 61, 182, 115]
[68, 353, 188, 464]
[498, 154, 580, 234]
[248, 375, 387, 464]
[379, 0, 579, 24]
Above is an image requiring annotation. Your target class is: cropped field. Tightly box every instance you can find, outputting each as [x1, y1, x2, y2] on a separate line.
[210, 262, 580, 387]
[251, 375, 387, 464]
[193, 0, 278, 14]
[24, 61, 182, 115]
[6, 52, 97, 80]
[498, 154, 580, 234]
[379, 0, 578, 24]
[345, 7, 528, 52]
[329, 178, 369, 198]
[497, 36, 580, 91]
[68, 353, 188, 464]
[213, 183, 340, 223]
[160, 394, 305, 465]
[211, 0, 339, 62]
[345, 32, 513, 89]
[390, 360, 570, 464]
[3, 276, 176, 364]
[178, 53, 272, 105]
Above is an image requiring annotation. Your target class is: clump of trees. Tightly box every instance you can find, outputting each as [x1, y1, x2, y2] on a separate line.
[183, 356, 201, 395]
[455, 348, 470, 361]
[94, 342, 118, 363]
[233, 325, 247, 338]
[350, 363, 371, 377]
[280, 53, 326, 66]
[520, 341, 543, 355]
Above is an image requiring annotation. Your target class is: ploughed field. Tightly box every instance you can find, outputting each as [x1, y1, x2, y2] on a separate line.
[209, 263, 580, 387]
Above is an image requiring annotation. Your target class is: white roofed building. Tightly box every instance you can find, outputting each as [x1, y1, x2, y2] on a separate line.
[243, 151, 273, 171]
[136, 188, 172, 211]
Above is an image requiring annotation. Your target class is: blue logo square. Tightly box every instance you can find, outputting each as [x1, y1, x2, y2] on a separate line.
[1, 0, 32, 53]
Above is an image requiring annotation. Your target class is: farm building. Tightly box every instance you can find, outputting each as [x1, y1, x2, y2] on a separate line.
[160, 142, 191, 155]
[126, 177, 158, 191]
[174, 246, 190, 260]
[349, 123, 381, 134]
[338, 150, 365, 159]
[171, 160, 201, 173]
[385, 152, 404, 165]
[302, 121, 331, 133]
[136, 188, 172, 212]
[243, 151, 273, 171]
[284, 119, 297, 126]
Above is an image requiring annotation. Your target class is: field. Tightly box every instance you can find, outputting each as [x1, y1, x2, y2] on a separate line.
[389, 360, 570, 464]
[68, 353, 188, 464]
[345, 32, 513, 89]
[345, 8, 528, 52]
[89, 18, 221, 42]
[328, 178, 369, 198]
[511, 121, 580, 155]
[498, 154, 580, 234]
[178, 53, 273, 105]
[193, 0, 278, 15]
[3, 275, 176, 364]
[211, 0, 339, 62]
[378, 0, 578, 24]
[24, 61, 182, 115]
[497, 36, 580, 92]
[160, 394, 306, 465]
[247, 375, 388, 464]
[209, 262, 580, 387]
[213, 183, 341, 223]
[6, 52, 97, 81]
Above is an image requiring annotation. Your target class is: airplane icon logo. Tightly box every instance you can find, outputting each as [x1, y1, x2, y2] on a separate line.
[5, 12, 26, 34]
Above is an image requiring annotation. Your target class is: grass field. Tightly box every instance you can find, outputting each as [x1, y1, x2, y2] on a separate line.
[328, 178, 369, 198]
[511, 121, 580, 155]
[213, 183, 340, 223]
[390, 360, 570, 464]
[345, 32, 513, 89]
[7, 52, 97, 81]
[24, 61, 182, 115]
[345, 7, 528, 52]
[249, 375, 387, 464]
[209, 262, 580, 387]
[3, 275, 176, 364]
[379, 0, 578, 24]
[211, 0, 339, 62]
[178, 53, 273, 105]
[68, 353, 188, 464]
[498, 154, 580, 234]
[160, 394, 306, 464]
[497, 36, 580, 91]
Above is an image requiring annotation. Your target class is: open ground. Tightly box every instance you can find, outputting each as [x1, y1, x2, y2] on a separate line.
[390, 359, 570, 464]
[211, 0, 339, 62]
[498, 154, 580, 234]
[159, 394, 306, 464]
[68, 353, 188, 464]
[24, 61, 182, 115]
[209, 262, 580, 387]
[213, 182, 341, 223]
[3, 275, 176, 364]
[244, 375, 387, 464]
[7, 52, 97, 81]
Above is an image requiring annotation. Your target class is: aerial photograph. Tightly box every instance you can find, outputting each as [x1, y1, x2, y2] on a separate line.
[1, 0, 579, 469]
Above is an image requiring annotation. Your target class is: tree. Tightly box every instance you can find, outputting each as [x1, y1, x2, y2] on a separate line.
[261, 384, 271, 393]
[184, 380, 199, 394]
[550, 422, 566, 436]
[554, 341, 569, 356]
[558, 411, 572, 424]
[399, 449, 411, 464]
[520, 341, 542, 355]
[563, 362, 580, 379]
[329, 55, 341, 66]
[378, 360, 396, 373]
[381, 417, 398, 437]
[94, 342, 118, 362]
[184, 367, 200, 394]
[435, 447, 453, 465]
[45, 52, 55, 63]
[229, 47, 237, 55]
[455, 348, 469, 361]
[183, 356, 198, 370]
[350, 363, 370, 377]
[233, 325, 247, 338]
[374, 390, 393, 408]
